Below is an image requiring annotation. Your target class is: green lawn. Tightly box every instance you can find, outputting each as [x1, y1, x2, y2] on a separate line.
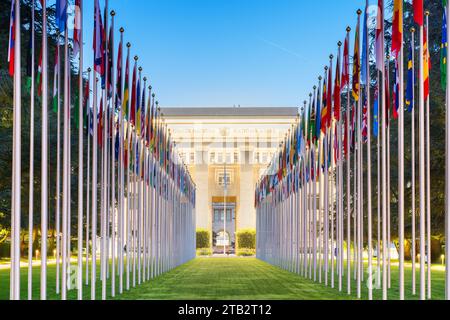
[0, 257, 446, 300]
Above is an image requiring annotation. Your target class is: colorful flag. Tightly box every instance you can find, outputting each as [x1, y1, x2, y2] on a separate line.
[123, 47, 130, 119]
[376, 0, 384, 71]
[136, 77, 141, 135]
[352, 14, 361, 101]
[334, 47, 341, 121]
[315, 84, 321, 141]
[73, 0, 81, 56]
[310, 92, 316, 142]
[141, 86, 146, 140]
[37, 48, 43, 97]
[327, 62, 332, 128]
[362, 98, 368, 143]
[392, 0, 403, 58]
[341, 31, 350, 89]
[393, 59, 400, 119]
[52, 49, 59, 112]
[130, 61, 137, 126]
[93, 0, 104, 76]
[441, 10, 448, 91]
[107, 25, 113, 99]
[413, 0, 424, 27]
[406, 43, 414, 112]
[8, 0, 16, 77]
[116, 40, 123, 110]
[321, 71, 328, 134]
[373, 85, 379, 137]
[424, 27, 430, 99]
[56, 0, 68, 33]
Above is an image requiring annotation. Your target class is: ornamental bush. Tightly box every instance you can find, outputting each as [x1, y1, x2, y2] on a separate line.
[236, 229, 256, 250]
[196, 229, 210, 249]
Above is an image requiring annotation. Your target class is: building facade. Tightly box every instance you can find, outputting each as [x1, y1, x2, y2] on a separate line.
[162, 107, 297, 251]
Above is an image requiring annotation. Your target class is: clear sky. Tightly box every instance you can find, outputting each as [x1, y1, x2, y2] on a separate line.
[77, 0, 377, 109]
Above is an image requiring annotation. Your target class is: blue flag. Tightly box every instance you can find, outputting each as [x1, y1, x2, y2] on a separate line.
[373, 86, 379, 137]
[56, 0, 68, 33]
[406, 43, 414, 113]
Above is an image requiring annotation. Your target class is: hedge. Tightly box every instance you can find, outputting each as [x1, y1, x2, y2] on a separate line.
[196, 229, 210, 249]
[236, 229, 256, 249]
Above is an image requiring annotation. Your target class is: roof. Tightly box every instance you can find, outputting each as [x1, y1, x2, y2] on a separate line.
[160, 107, 299, 118]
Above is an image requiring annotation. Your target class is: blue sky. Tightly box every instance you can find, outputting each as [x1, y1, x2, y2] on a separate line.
[76, 0, 377, 108]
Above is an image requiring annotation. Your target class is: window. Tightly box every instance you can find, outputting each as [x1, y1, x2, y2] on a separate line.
[214, 209, 220, 222]
[190, 152, 195, 164]
[210, 152, 216, 164]
[234, 152, 239, 164]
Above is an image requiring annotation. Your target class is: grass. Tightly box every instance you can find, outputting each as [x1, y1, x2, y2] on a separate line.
[0, 257, 446, 300]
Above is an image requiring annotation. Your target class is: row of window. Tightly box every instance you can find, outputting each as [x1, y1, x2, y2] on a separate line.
[213, 209, 234, 222]
[178, 150, 275, 165]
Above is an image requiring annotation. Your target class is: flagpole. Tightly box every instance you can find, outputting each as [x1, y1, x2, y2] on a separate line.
[86, 67, 92, 286]
[386, 55, 391, 289]
[419, 15, 426, 303]
[110, 9, 116, 298]
[77, 0, 84, 300]
[324, 64, 330, 287]
[28, 0, 35, 301]
[40, 0, 48, 300]
[398, 1, 405, 301]
[425, 10, 432, 300]
[381, 9, 387, 299]
[91, 75, 99, 300]
[10, 0, 21, 301]
[411, 27, 417, 296]
[118, 30, 125, 294]
[446, 0, 450, 301]
[55, 30, 62, 295]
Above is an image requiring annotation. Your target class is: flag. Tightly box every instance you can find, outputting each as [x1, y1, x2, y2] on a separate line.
[424, 27, 430, 99]
[141, 86, 146, 140]
[406, 43, 414, 112]
[392, 0, 403, 58]
[362, 98, 368, 143]
[26, 17, 33, 90]
[37, 48, 43, 97]
[98, 99, 103, 148]
[130, 61, 137, 126]
[321, 71, 328, 134]
[385, 64, 390, 127]
[73, 0, 81, 56]
[107, 25, 113, 99]
[373, 85, 379, 137]
[116, 40, 123, 110]
[376, 0, 384, 71]
[413, 0, 424, 26]
[123, 47, 130, 119]
[361, 4, 368, 85]
[342, 31, 350, 89]
[8, 0, 15, 77]
[56, 0, 68, 33]
[334, 47, 341, 121]
[93, 0, 104, 76]
[327, 62, 332, 128]
[136, 77, 141, 135]
[353, 14, 361, 101]
[310, 92, 316, 142]
[441, 10, 448, 91]
[315, 84, 321, 141]
[52, 49, 59, 112]
[393, 59, 400, 119]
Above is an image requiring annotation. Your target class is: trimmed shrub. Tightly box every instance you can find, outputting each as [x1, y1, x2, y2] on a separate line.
[196, 248, 213, 256]
[196, 229, 210, 249]
[236, 229, 256, 250]
[237, 248, 256, 257]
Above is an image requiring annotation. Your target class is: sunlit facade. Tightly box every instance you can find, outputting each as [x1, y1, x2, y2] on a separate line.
[162, 107, 298, 251]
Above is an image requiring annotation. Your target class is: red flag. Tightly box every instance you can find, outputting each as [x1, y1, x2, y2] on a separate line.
[334, 47, 341, 121]
[327, 62, 333, 128]
[341, 32, 350, 90]
[8, 0, 15, 77]
[391, 0, 403, 58]
[413, 0, 423, 26]
[424, 27, 430, 99]
[93, 0, 105, 75]
[73, 0, 82, 56]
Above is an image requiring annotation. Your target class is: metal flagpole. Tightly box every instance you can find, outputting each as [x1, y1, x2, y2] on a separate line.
[324, 65, 330, 287]
[55, 31, 62, 295]
[345, 27, 351, 294]
[418, 9, 426, 302]
[91, 76, 99, 300]
[386, 54, 391, 289]
[77, 0, 84, 300]
[40, 0, 48, 300]
[397, 1, 405, 300]
[119, 28, 125, 294]
[425, 11, 432, 300]
[110, 10, 116, 297]
[86, 68, 92, 286]
[411, 27, 417, 296]
[28, 0, 35, 301]
[446, 0, 450, 301]
[10, 0, 21, 301]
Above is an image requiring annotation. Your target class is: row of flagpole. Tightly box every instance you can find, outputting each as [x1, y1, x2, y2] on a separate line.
[256, 0, 449, 300]
[8, 0, 196, 300]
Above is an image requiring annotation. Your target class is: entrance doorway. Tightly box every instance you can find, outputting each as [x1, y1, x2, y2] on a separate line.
[212, 203, 236, 254]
